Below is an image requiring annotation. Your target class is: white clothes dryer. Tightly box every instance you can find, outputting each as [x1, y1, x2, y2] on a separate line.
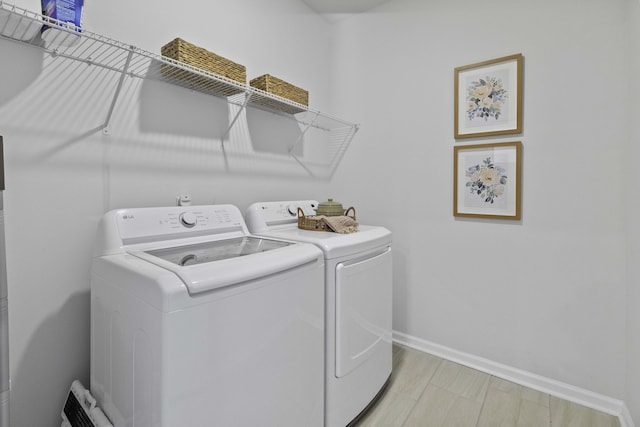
[246, 200, 392, 427]
[90, 204, 324, 427]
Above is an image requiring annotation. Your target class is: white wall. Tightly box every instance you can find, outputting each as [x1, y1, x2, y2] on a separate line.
[2, 0, 638, 426]
[626, 0, 640, 423]
[331, 0, 631, 412]
[0, 1, 334, 426]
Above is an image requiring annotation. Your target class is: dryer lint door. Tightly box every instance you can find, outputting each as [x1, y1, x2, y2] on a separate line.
[335, 248, 392, 378]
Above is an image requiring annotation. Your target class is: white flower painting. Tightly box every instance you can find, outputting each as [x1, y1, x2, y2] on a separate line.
[454, 141, 522, 220]
[454, 54, 522, 138]
[466, 76, 508, 122]
[465, 156, 507, 205]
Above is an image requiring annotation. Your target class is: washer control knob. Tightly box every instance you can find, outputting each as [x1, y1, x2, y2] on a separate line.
[179, 212, 197, 228]
[287, 205, 298, 216]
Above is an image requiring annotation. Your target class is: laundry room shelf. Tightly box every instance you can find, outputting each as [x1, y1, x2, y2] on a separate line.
[0, 1, 359, 177]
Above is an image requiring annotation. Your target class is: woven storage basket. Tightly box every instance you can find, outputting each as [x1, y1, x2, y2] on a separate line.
[297, 207, 356, 232]
[161, 38, 246, 96]
[250, 74, 308, 114]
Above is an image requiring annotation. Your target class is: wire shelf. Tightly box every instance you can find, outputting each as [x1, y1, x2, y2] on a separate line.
[0, 1, 359, 177]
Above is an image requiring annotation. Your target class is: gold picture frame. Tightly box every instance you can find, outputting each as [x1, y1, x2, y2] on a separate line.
[454, 54, 523, 139]
[454, 141, 522, 220]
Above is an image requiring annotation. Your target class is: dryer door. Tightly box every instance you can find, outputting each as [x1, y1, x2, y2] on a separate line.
[335, 247, 392, 378]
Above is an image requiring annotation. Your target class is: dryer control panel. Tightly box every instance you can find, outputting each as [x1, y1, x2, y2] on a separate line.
[246, 200, 318, 232]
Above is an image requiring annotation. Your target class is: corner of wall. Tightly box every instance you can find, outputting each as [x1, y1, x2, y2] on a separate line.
[626, 0, 640, 425]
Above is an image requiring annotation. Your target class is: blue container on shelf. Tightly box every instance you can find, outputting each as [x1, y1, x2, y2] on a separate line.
[40, 0, 84, 47]
[42, 0, 83, 27]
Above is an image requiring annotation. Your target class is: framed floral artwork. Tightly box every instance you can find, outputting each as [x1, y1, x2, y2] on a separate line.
[454, 141, 522, 220]
[454, 54, 523, 139]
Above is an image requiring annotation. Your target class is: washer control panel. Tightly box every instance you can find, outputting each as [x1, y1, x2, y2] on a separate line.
[115, 205, 245, 244]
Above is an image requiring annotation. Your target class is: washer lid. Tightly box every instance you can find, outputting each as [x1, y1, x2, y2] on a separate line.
[129, 237, 321, 294]
[145, 236, 290, 266]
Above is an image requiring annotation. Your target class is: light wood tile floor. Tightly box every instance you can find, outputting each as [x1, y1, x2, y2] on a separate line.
[352, 344, 620, 427]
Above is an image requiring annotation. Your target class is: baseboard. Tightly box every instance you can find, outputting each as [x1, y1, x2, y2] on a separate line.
[392, 331, 635, 427]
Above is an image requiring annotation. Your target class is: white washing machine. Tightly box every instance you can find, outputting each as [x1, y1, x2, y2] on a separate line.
[246, 200, 392, 427]
[90, 204, 325, 427]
